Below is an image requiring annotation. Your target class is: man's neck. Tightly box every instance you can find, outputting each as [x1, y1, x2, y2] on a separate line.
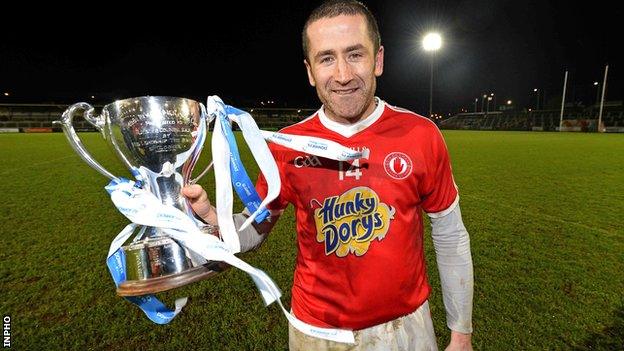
[325, 98, 378, 125]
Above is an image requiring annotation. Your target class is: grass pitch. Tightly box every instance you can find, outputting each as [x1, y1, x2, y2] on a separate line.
[1, 130, 622, 350]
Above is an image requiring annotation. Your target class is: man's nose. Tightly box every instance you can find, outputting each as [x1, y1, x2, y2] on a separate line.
[333, 57, 354, 84]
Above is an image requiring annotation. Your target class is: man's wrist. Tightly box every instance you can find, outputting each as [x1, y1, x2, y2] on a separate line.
[450, 330, 471, 344]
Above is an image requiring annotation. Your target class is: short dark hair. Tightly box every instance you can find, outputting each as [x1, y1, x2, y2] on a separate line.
[302, 0, 381, 60]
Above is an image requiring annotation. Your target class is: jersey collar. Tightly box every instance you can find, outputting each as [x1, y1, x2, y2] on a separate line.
[317, 97, 385, 138]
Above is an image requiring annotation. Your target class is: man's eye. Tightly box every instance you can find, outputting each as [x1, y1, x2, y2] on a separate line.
[349, 52, 363, 59]
[320, 56, 334, 64]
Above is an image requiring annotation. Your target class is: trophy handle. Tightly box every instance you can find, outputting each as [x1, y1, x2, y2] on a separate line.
[188, 160, 213, 184]
[188, 102, 213, 184]
[53, 102, 116, 180]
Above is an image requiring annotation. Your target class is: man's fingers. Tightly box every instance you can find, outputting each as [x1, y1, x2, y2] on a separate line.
[182, 184, 205, 200]
[181, 184, 217, 224]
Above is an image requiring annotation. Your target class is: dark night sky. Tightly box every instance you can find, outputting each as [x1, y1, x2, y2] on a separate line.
[1, 1, 621, 116]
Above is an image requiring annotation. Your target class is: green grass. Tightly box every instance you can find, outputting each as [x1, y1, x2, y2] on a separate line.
[1, 131, 622, 350]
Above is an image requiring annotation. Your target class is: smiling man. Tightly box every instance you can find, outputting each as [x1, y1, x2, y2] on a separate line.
[302, 11, 382, 124]
[183, 1, 474, 350]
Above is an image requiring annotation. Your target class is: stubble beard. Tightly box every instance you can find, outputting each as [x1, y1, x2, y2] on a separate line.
[320, 79, 377, 124]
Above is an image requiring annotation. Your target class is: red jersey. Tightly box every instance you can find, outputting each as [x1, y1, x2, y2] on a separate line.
[256, 99, 459, 330]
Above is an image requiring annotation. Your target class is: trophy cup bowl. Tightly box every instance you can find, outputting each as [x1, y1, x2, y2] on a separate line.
[55, 96, 222, 296]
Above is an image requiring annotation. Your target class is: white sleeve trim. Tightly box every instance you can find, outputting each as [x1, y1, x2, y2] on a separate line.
[425, 194, 460, 219]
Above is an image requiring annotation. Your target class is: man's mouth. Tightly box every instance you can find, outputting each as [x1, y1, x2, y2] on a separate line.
[332, 88, 359, 95]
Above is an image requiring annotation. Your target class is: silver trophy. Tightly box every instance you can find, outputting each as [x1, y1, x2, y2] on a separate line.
[54, 96, 221, 296]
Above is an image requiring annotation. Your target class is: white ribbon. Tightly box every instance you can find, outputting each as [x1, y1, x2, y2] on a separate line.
[208, 96, 370, 252]
[107, 179, 355, 344]
[260, 130, 370, 160]
[106, 96, 372, 342]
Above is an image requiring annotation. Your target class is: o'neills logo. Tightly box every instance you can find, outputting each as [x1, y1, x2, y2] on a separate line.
[383, 152, 413, 179]
[313, 187, 395, 257]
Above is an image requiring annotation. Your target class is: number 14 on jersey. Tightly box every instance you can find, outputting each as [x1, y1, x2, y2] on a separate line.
[339, 160, 362, 180]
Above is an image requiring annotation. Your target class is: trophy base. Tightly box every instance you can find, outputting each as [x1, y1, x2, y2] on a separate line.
[116, 262, 226, 296]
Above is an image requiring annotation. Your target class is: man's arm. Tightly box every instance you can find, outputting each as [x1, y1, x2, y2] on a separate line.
[182, 184, 280, 252]
[429, 203, 474, 350]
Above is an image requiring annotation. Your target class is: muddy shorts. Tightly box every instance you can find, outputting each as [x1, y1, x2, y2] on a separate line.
[288, 301, 438, 351]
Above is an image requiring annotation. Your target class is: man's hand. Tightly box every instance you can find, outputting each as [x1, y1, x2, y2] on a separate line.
[182, 184, 280, 251]
[445, 331, 472, 351]
[181, 184, 217, 225]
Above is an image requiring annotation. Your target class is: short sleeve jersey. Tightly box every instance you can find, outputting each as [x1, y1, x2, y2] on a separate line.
[256, 99, 459, 330]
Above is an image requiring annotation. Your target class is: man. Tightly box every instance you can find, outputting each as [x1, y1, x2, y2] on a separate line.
[183, 1, 473, 350]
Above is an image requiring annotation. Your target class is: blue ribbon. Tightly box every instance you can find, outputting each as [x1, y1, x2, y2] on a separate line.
[105, 178, 179, 325]
[103, 101, 270, 325]
[106, 249, 179, 324]
[217, 104, 270, 223]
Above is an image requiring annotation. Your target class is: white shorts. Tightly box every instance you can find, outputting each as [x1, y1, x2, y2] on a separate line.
[288, 301, 438, 351]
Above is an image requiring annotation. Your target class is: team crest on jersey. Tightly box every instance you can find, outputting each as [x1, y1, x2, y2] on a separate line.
[383, 152, 413, 180]
[312, 187, 395, 257]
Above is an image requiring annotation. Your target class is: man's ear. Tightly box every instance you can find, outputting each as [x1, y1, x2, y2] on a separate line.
[304, 59, 316, 87]
[374, 46, 384, 77]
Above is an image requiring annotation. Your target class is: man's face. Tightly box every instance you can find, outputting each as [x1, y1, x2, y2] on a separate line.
[304, 14, 384, 122]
